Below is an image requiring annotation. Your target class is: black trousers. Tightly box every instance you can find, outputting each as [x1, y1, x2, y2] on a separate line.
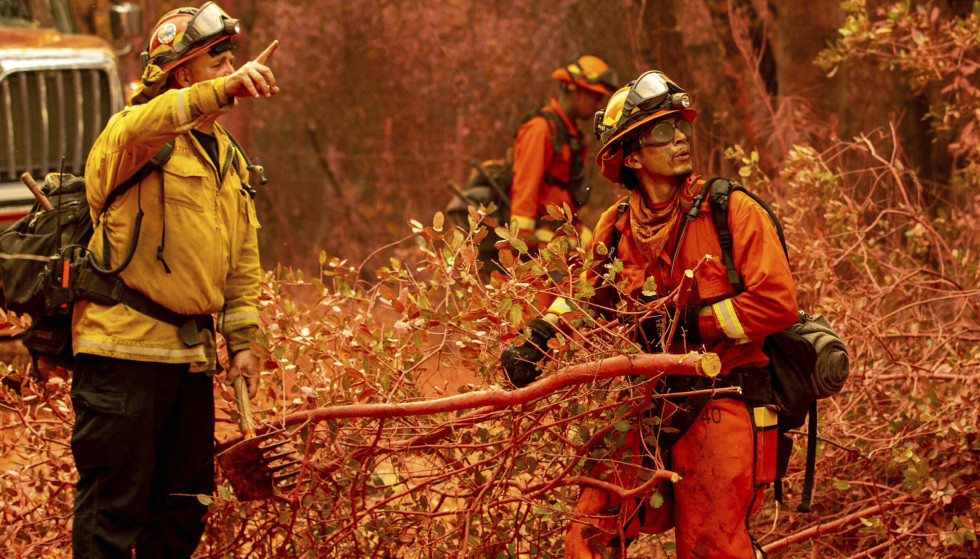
[70, 355, 215, 559]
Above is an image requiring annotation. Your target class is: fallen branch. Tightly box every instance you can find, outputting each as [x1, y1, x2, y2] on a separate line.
[761, 494, 915, 554]
[264, 352, 719, 432]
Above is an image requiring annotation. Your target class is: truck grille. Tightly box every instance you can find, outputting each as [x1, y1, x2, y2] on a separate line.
[1, 68, 115, 183]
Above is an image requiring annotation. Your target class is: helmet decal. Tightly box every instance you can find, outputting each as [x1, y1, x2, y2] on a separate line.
[156, 23, 178, 47]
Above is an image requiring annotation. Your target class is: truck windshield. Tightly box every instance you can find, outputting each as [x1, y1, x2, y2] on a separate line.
[0, 0, 33, 25]
[0, 0, 73, 32]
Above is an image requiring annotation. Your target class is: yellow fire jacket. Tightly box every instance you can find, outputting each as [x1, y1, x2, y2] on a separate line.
[73, 76, 261, 370]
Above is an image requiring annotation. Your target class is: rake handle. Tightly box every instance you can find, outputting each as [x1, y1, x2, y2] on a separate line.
[233, 376, 258, 439]
[20, 172, 54, 211]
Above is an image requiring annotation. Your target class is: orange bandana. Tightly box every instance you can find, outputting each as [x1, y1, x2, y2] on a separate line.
[628, 176, 701, 269]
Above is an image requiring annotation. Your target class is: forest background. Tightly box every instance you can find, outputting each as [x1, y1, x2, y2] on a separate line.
[1, 0, 978, 557]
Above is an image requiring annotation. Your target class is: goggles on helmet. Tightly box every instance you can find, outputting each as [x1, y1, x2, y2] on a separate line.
[638, 118, 693, 147]
[593, 70, 692, 144]
[174, 3, 240, 61]
[567, 58, 618, 93]
[142, 2, 240, 70]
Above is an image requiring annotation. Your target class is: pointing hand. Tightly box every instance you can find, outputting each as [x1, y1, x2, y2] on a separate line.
[225, 40, 281, 99]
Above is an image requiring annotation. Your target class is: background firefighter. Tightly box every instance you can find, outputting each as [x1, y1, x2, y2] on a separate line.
[70, 3, 279, 557]
[509, 55, 617, 251]
[501, 71, 798, 557]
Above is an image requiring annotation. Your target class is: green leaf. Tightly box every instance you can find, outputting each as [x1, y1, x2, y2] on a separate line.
[509, 305, 524, 327]
[834, 480, 851, 490]
[649, 491, 665, 508]
[641, 276, 658, 298]
[613, 420, 631, 432]
[510, 236, 528, 253]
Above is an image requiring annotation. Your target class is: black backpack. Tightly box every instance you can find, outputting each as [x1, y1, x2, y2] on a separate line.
[0, 133, 271, 371]
[696, 177, 850, 512]
[445, 158, 513, 270]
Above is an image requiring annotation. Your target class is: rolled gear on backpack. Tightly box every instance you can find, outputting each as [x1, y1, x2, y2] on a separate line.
[765, 311, 850, 430]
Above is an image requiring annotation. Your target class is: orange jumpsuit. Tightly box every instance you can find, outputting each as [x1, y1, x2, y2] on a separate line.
[563, 176, 798, 558]
[510, 99, 591, 247]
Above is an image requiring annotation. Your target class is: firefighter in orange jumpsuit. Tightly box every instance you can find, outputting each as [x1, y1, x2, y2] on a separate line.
[501, 71, 798, 557]
[509, 55, 617, 250]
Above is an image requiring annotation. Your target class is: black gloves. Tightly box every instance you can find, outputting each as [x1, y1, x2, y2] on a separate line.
[501, 318, 557, 387]
[672, 304, 704, 346]
[635, 313, 665, 352]
[634, 304, 704, 351]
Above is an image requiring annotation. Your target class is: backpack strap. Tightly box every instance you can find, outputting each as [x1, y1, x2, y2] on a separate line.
[75, 140, 235, 348]
[706, 178, 741, 290]
[95, 141, 175, 275]
[797, 401, 818, 512]
[73, 262, 212, 347]
[706, 179, 788, 290]
[223, 128, 266, 192]
[101, 141, 175, 214]
[586, 200, 629, 312]
[667, 177, 720, 281]
[523, 108, 568, 156]
[605, 200, 629, 263]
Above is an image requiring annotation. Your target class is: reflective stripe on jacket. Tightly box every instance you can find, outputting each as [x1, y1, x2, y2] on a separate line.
[509, 99, 586, 237]
[557, 176, 797, 371]
[73, 76, 262, 369]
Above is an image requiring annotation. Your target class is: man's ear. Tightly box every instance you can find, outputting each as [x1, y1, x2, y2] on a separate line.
[172, 66, 191, 88]
[624, 151, 641, 169]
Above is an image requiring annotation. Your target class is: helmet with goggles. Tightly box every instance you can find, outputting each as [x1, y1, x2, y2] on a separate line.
[594, 70, 697, 183]
[140, 2, 241, 73]
[552, 55, 618, 96]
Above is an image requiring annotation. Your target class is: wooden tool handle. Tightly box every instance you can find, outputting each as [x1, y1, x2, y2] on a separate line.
[19, 173, 54, 211]
[233, 376, 257, 439]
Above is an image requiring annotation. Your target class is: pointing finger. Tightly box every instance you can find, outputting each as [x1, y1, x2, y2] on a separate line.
[254, 40, 279, 65]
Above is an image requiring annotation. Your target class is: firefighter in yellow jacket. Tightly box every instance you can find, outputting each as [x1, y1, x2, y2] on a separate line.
[70, 4, 278, 557]
[502, 71, 798, 557]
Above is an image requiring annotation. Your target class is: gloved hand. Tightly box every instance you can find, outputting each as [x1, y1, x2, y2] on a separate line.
[635, 313, 665, 353]
[501, 318, 557, 387]
[669, 304, 705, 346]
[226, 349, 261, 400]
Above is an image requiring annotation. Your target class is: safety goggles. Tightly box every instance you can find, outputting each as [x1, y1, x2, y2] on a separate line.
[568, 59, 618, 92]
[621, 71, 691, 120]
[174, 2, 240, 59]
[638, 118, 693, 147]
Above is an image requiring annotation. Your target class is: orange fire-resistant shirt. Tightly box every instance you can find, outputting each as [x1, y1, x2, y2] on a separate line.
[509, 99, 587, 237]
[554, 176, 798, 372]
